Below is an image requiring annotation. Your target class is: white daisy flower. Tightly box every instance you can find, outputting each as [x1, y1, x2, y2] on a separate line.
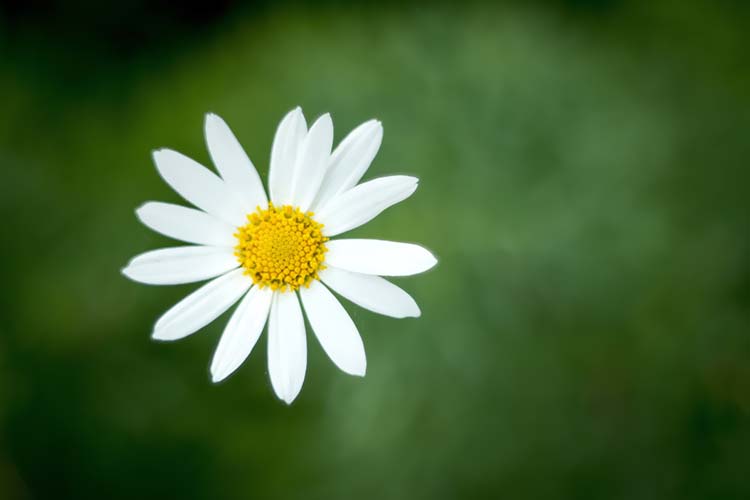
[122, 107, 437, 404]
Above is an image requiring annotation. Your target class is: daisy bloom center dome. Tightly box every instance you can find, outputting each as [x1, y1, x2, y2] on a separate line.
[234, 203, 328, 292]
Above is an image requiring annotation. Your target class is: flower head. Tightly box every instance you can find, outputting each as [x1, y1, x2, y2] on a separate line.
[123, 107, 437, 403]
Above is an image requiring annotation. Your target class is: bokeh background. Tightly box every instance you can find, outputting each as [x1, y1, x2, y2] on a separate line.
[1, 0, 749, 498]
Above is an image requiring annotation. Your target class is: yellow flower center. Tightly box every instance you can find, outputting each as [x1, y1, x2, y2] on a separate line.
[234, 203, 328, 292]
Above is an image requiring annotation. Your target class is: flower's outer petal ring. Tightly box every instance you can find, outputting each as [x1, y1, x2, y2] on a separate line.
[316, 175, 418, 237]
[122, 246, 239, 285]
[136, 201, 237, 247]
[319, 267, 420, 318]
[325, 239, 437, 276]
[300, 280, 366, 377]
[210, 286, 273, 382]
[153, 148, 247, 226]
[205, 113, 269, 212]
[268, 291, 307, 404]
[152, 269, 251, 341]
[269, 107, 307, 206]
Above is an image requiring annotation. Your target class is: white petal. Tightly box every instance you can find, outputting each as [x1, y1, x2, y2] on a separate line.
[204, 113, 268, 212]
[152, 268, 251, 341]
[269, 107, 307, 206]
[325, 239, 437, 276]
[312, 120, 382, 210]
[319, 267, 420, 318]
[290, 113, 333, 211]
[152, 149, 246, 226]
[316, 175, 418, 237]
[136, 202, 237, 247]
[299, 280, 366, 376]
[267, 291, 307, 404]
[122, 246, 238, 285]
[210, 286, 273, 382]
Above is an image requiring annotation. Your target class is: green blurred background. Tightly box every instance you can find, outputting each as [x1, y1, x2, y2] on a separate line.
[1, 0, 749, 498]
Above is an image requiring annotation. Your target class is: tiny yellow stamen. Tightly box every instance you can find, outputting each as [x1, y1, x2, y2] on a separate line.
[234, 202, 328, 292]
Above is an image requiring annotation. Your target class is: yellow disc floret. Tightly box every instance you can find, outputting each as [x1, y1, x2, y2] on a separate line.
[234, 203, 328, 292]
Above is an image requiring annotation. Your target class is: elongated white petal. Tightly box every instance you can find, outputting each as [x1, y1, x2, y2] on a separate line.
[152, 269, 251, 341]
[319, 267, 420, 318]
[316, 175, 418, 237]
[204, 113, 268, 212]
[269, 107, 307, 205]
[267, 291, 307, 404]
[312, 120, 382, 210]
[210, 286, 273, 382]
[122, 246, 238, 285]
[300, 280, 366, 376]
[290, 113, 333, 211]
[152, 149, 246, 226]
[325, 239, 437, 276]
[136, 202, 237, 247]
